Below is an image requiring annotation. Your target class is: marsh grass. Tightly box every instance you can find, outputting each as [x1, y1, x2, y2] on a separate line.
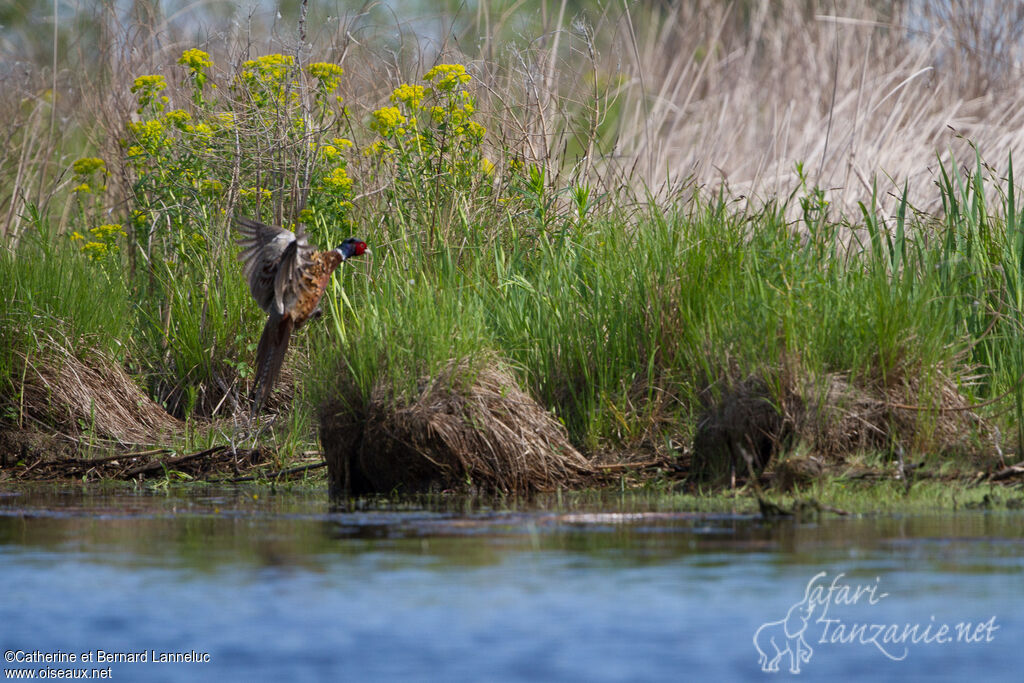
[2, 1, 1024, 486]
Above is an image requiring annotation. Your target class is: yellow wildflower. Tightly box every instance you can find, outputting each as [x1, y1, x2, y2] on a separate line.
[322, 166, 353, 194]
[462, 121, 486, 142]
[308, 62, 344, 91]
[72, 157, 106, 177]
[131, 74, 166, 93]
[479, 157, 495, 175]
[90, 223, 126, 239]
[391, 83, 426, 109]
[73, 183, 92, 194]
[179, 48, 213, 71]
[128, 119, 168, 151]
[332, 137, 353, 149]
[70, 231, 84, 241]
[131, 75, 168, 111]
[370, 106, 407, 137]
[185, 122, 214, 139]
[242, 54, 294, 81]
[423, 64, 471, 92]
[81, 241, 108, 260]
[165, 109, 192, 127]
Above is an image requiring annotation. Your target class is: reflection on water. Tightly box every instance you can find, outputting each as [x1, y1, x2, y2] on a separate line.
[0, 485, 1020, 681]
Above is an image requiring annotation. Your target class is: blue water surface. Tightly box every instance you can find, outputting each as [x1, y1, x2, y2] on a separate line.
[0, 487, 1020, 681]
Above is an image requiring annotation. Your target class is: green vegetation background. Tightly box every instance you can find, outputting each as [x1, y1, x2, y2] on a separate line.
[2, 1, 1023, 472]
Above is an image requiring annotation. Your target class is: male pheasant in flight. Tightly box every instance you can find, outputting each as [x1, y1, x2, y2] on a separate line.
[236, 216, 368, 413]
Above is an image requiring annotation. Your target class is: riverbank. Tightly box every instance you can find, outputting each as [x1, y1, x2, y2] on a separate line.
[4, 5, 1024, 499]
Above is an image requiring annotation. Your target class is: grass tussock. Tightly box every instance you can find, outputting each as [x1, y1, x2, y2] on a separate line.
[16, 343, 182, 445]
[322, 357, 592, 495]
[692, 366, 1000, 485]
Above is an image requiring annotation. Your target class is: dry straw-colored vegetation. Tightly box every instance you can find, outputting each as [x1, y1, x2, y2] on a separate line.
[322, 358, 592, 495]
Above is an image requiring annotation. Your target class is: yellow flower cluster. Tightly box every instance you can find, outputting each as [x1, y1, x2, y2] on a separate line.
[424, 64, 471, 92]
[184, 122, 214, 139]
[370, 106, 407, 137]
[428, 92, 475, 127]
[242, 54, 295, 82]
[214, 112, 235, 127]
[366, 63, 489, 182]
[308, 62, 344, 91]
[91, 223, 126, 240]
[71, 158, 108, 196]
[391, 83, 426, 109]
[73, 223, 125, 261]
[322, 166, 353, 194]
[239, 54, 299, 108]
[459, 120, 486, 142]
[132, 74, 166, 93]
[310, 138, 352, 161]
[128, 119, 169, 153]
[179, 49, 213, 71]
[131, 75, 167, 111]
[81, 241, 109, 259]
[73, 157, 106, 176]
[165, 109, 192, 127]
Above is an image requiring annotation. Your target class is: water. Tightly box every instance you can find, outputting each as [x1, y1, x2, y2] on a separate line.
[0, 486, 1020, 681]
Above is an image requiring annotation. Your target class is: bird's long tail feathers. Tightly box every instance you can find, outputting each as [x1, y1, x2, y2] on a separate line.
[252, 313, 294, 416]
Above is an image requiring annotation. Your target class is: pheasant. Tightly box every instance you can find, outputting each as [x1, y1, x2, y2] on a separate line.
[236, 216, 368, 413]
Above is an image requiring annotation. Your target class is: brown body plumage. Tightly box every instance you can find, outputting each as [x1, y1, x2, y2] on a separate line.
[236, 216, 367, 413]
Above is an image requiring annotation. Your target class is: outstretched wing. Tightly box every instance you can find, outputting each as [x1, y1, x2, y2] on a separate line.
[236, 216, 316, 315]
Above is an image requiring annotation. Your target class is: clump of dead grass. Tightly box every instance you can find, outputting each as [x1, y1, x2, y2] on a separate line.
[321, 357, 594, 495]
[691, 363, 1001, 485]
[803, 371, 1000, 462]
[12, 342, 182, 447]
